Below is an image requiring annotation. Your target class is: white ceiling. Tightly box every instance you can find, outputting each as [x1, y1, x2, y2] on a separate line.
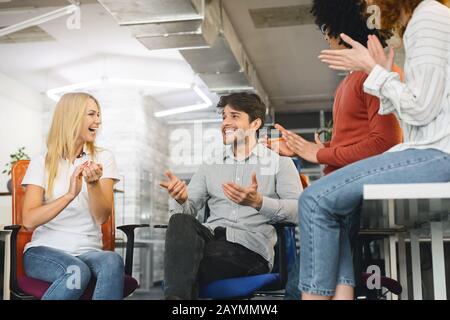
[223, 0, 340, 112]
[0, 0, 345, 120]
[0, 0, 218, 120]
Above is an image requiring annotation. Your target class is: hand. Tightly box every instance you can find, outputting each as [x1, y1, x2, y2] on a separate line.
[222, 172, 263, 209]
[319, 33, 377, 74]
[261, 133, 295, 157]
[367, 34, 395, 72]
[276, 124, 324, 164]
[67, 165, 84, 199]
[82, 161, 103, 185]
[159, 170, 188, 204]
[314, 132, 325, 149]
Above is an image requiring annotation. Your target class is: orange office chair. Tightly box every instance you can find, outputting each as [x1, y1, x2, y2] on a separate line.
[300, 173, 310, 189]
[4, 160, 148, 300]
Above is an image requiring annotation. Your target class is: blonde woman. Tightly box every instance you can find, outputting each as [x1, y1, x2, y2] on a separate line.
[21, 92, 124, 300]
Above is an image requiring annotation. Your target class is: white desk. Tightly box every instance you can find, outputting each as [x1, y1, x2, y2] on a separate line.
[0, 229, 11, 300]
[363, 183, 450, 300]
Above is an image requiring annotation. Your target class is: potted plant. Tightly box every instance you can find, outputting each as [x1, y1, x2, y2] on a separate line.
[318, 119, 333, 143]
[2, 146, 30, 193]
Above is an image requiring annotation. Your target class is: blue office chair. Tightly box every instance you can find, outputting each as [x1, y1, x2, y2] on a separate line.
[199, 172, 307, 299]
[196, 172, 305, 301]
[155, 208, 297, 300]
[199, 221, 297, 299]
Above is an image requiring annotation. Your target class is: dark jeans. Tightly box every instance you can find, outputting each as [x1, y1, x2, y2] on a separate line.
[164, 213, 269, 299]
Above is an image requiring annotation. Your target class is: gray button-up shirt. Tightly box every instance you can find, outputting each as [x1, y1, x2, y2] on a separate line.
[169, 144, 302, 270]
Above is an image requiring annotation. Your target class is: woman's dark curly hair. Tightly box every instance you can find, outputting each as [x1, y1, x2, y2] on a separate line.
[311, 0, 392, 48]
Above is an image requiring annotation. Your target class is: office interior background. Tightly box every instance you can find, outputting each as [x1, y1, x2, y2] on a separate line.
[1, 0, 449, 300]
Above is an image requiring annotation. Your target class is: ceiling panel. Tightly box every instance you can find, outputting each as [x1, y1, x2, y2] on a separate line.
[223, 0, 340, 112]
[97, 0, 201, 25]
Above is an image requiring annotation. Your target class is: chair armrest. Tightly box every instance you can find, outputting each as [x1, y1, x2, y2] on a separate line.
[153, 224, 168, 229]
[116, 224, 149, 276]
[4, 225, 22, 294]
[273, 222, 297, 228]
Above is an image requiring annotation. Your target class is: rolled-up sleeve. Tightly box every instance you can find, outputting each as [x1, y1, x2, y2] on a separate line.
[259, 157, 302, 224]
[364, 16, 448, 127]
[169, 166, 208, 218]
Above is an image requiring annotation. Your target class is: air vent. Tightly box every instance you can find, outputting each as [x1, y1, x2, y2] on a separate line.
[97, 0, 202, 25]
[249, 4, 314, 29]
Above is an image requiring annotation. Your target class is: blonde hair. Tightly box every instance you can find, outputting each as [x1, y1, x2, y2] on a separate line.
[45, 92, 100, 198]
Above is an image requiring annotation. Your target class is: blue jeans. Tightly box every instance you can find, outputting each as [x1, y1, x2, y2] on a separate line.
[299, 148, 450, 296]
[285, 209, 360, 300]
[24, 246, 125, 300]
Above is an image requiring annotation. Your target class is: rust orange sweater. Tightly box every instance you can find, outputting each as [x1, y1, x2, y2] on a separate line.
[316, 70, 403, 175]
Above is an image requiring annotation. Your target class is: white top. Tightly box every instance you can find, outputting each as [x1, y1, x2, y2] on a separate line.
[22, 148, 120, 256]
[364, 0, 450, 154]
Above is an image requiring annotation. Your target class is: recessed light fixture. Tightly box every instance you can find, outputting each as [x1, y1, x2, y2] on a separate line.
[46, 77, 213, 117]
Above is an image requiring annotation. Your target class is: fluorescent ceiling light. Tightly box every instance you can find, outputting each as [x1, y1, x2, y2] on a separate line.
[140, 45, 210, 52]
[0, 4, 78, 37]
[47, 79, 103, 101]
[167, 118, 221, 124]
[107, 78, 191, 90]
[210, 86, 255, 93]
[46, 78, 192, 101]
[46, 78, 212, 117]
[154, 103, 210, 118]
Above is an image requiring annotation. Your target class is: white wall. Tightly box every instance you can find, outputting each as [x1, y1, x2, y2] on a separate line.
[0, 72, 44, 226]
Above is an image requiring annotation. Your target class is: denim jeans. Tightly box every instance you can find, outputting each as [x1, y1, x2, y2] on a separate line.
[284, 209, 360, 300]
[24, 246, 125, 300]
[164, 213, 269, 299]
[298, 148, 450, 296]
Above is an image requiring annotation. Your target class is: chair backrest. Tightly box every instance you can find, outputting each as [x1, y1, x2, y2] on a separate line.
[11, 160, 115, 277]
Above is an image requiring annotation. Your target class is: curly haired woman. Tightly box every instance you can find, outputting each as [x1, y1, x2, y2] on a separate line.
[297, 0, 450, 299]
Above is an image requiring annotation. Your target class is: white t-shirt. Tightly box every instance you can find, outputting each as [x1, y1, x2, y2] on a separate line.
[22, 148, 120, 256]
